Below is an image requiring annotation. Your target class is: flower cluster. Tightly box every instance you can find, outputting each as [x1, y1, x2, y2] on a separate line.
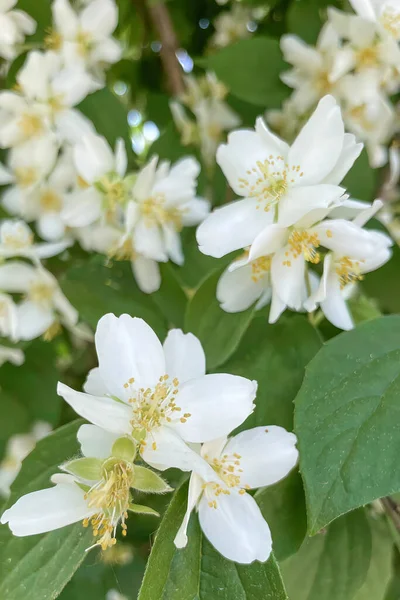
[0, 0, 36, 61]
[197, 95, 393, 331]
[170, 72, 241, 170]
[1, 313, 298, 564]
[269, 0, 400, 167]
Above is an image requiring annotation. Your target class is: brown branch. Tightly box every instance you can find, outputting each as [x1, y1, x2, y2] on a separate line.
[146, 1, 185, 96]
[381, 496, 400, 533]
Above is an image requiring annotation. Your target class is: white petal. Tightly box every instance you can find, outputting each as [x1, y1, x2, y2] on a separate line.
[83, 367, 108, 395]
[131, 256, 161, 294]
[16, 300, 54, 341]
[141, 426, 215, 480]
[349, 0, 376, 19]
[52, 0, 79, 37]
[268, 289, 287, 324]
[289, 96, 345, 186]
[352, 198, 383, 227]
[360, 246, 392, 273]
[77, 424, 119, 459]
[321, 271, 354, 330]
[1, 483, 93, 536]
[174, 472, 203, 548]
[271, 249, 306, 311]
[95, 314, 165, 400]
[196, 198, 273, 258]
[312, 220, 387, 259]
[134, 219, 168, 262]
[74, 133, 114, 183]
[133, 156, 158, 202]
[198, 490, 272, 564]
[115, 138, 127, 177]
[181, 198, 210, 227]
[170, 374, 256, 443]
[323, 133, 363, 185]
[62, 188, 102, 228]
[163, 224, 183, 265]
[224, 426, 298, 489]
[57, 382, 132, 434]
[37, 215, 66, 243]
[80, 0, 118, 36]
[216, 262, 266, 313]
[163, 329, 206, 384]
[249, 225, 288, 261]
[0, 262, 34, 292]
[52, 69, 96, 107]
[55, 109, 95, 144]
[277, 185, 345, 228]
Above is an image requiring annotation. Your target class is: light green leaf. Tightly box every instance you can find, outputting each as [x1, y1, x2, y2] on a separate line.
[218, 314, 322, 431]
[0, 420, 92, 600]
[281, 509, 372, 600]
[255, 470, 307, 562]
[138, 481, 288, 600]
[60, 255, 167, 339]
[133, 465, 172, 494]
[129, 503, 160, 517]
[295, 316, 400, 534]
[63, 457, 103, 481]
[354, 516, 393, 600]
[185, 269, 255, 370]
[200, 37, 289, 107]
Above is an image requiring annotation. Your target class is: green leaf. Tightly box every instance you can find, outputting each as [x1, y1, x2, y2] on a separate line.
[0, 391, 30, 460]
[200, 37, 289, 107]
[133, 465, 172, 494]
[0, 420, 93, 600]
[0, 339, 61, 426]
[16, 0, 51, 42]
[354, 516, 393, 600]
[185, 269, 255, 370]
[219, 314, 322, 431]
[61, 255, 167, 339]
[281, 509, 372, 600]
[129, 503, 160, 517]
[342, 149, 377, 203]
[150, 263, 188, 328]
[286, 0, 339, 45]
[78, 89, 133, 159]
[138, 481, 288, 600]
[63, 457, 103, 481]
[255, 470, 307, 562]
[295, 315, 400, 534]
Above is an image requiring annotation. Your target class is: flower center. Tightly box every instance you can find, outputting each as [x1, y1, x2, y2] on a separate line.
[355, 46, 379, 69]
[109, 238, 137, 261]
[28, 280, 55, 305]
[201, 451, 249, 508]
[40, 189, 63, 212]
[316, 70, 332, 94]
[1, 225, 33, 250]
[97, 175, 128, 217]
[123, 375, 191, 448]
[335, 256, 364, 288]
[238, 156, 302, 211]
[251, 254, 272, 282]
[19, 113, 44, 138]
[45, 29, 63, 50]
[141, 195, 184, 231]
[348, 104, 374, 132]
[283, 230, 321, 266]
[14, 167, 38, 188]
[381, 8, 400, 39]
[83, 460, 132, 551]
[76, 30, 93, 57]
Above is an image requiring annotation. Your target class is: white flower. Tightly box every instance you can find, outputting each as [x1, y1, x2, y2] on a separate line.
[65, 133, 128, 228]
[0, 422, 51, 498]
[15, 50, 97, 142]
[0, 219, 71, 260]
[106, 592, 129, 600]
[0, 0, 36, 60]
[57, 314, 257, 473]
[174, 426, 298, 564]
[49, 0, 121, 78]
[125, 156, 209, 268]
[280, 24, 344, 113]
[0, 262, 78, 340]
[197, 95, 362, 259]
[211, 5, 252, 49]
[305, 200, 392, 329]
[0, 292, 18, 340]
[0, 92, 48, 149]
[0, 344, 24, 367]
[348, 0, 400, 39]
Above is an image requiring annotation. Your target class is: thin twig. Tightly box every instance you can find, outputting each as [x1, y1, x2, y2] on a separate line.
[146, 1, 185, 96]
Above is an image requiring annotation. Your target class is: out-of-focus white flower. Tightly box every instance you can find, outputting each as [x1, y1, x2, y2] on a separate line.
[0, 292, 18, 340]
[0, 219, 71, 261]
[197, 96, 361, 259]
[348, 0, 400, 40]
[0, 93, 48, 149]
[0, 422, 52, 498]
[174, 426, 298, 564]
[0, 261, 78, 340]
[106, 591, 129, 600]
[49, 0, 121, 79]
[280, 24, 344, 114]
[57, 314, 257, 473]
[0, 344, 24, 367]
[0, 0, 36, 60]
[211, 5, 253, 49]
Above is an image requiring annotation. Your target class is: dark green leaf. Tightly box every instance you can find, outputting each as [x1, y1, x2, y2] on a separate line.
[138, 481, 288, 600]
[201, 37, 289, 107]
[354, 515, 393, 600]
[219, 314, 322, 431]
[61, 255, 167, 339]
[151, 263, 187, 329]
[342, 149, 377, 203]
[362, 244, 400, 315]
[16, 0, 51, 42]
[281, 509, 372, 600]
[295, 316, 400, 533]
[0, 420, 92, 600]
[0, 391, 30, 460]
[185, 269, 255, 370]
[286, 0, 338, 45]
